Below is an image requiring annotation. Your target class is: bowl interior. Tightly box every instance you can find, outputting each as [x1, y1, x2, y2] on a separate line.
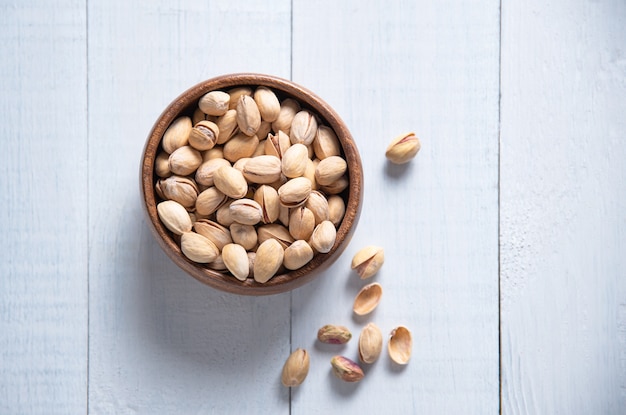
[141, 73, 363, 295]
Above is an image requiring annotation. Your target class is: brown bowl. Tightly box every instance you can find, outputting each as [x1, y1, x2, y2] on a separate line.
[140, 73, 363, 295]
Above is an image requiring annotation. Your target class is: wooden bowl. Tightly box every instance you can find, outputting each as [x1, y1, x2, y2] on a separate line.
[140, 73, 363, 295]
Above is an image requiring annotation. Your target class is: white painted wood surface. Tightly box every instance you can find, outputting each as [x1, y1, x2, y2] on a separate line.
[1, 0, 625, 414]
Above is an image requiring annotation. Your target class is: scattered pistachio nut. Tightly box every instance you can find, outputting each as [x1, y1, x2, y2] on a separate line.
[351, 246, 385, 279]
[388, 326, 412, 365]
[317, 324, 352, 344]
[353, 282, 383, 316]
[358, 322, 383, 364]
[281, 348, 310, 387]
[330, 356, 364, 382]
[385, 132, 421, 164]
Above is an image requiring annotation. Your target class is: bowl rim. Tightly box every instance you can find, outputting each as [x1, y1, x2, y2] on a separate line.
[140, 73, 363, 295]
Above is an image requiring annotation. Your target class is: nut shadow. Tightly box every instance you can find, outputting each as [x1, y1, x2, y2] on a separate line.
[383, 160, 414, 179]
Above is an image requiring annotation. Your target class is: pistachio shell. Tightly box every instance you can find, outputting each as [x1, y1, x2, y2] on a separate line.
[223, 132, 259, 162]
[327, 195, 346, 227]
[309, 220, 336, 254]
[157, 200, 192, 235]
[207, 254, 227, 271]
[222, 243, 249, 281]
[253, 238, 284, 283]
[155, 151, 172, 178]
[290, 110, 318, 145]
[265, 130, 291, 159]
[236, 95, 261, 136]
[230, 223, 258, 251]
[351, 246, 385, 279]
[198, 90, 230, 116]
[353, 282, 383, 316]
[195, 186, 227, 216]
[193, 219, 232, 250]
[188, 120, 219, 151]
[215, 109, 239, 144]
[305, 190, 330, 225]
[330, 356, 364, 383]
[278, 177, 312, 207]
[242, 155, 282, 184]
[271, 98, 300, 136]
[156, 175, 199, 208]
[257, 224, 294, 250]
[180, 232, 219, 263]
[227, 86, 253, 110]
[195, 158, 231, 187]
[213, 165, 248, 199]
[283, 240, 314, 270]
[281, 143, 308, 178]
[253, 86, 281, 122]
[215, 200, 235, 227]
[385, 132, 421, 164]
[289, 206, 315, 241]
[320, 175, 349, 195]
[229, 198, 263, 225]
[313, 125, 341, 159]
[254, 185, 280, 224]
[358, 322, 383, 364]
[388, 326, 412, 365]
[281, 348, 309, 387]
[162, 116, 192, 154]
[168, 145, 202, 176]
[202, 147, 225, 162]
[314, 156, 347, 186]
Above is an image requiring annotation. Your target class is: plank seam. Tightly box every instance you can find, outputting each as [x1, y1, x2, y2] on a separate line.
[85, 0, 91, 413]
[498, 0, 503, 413]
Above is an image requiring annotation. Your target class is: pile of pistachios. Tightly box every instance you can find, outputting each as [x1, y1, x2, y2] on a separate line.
[154, 85, 350, 283]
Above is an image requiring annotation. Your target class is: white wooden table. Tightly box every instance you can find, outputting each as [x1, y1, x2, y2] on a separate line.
[2, 1, 625, 413]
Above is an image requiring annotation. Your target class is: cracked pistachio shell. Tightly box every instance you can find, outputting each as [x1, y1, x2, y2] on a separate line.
[193, 219, 232, 250]
[156, 175, 199, 209]
[180, 232, 219, 263]
[385, 132, 421, 164]
[271, 98, 300, 136]
[257, 224, 295, 250]
[305, 190, 330, 225]
[290, 110, 318, 146]
[313, 125, 341, 159]
[195, 186, 227, 216]
[155, 151, 172, 178]
[168, 145, 202, 176]
[215, 109, 239, 144]
[189, 120, 219, 151]
[230, 223, 258, 251]
[351, 246, 385, 279]
[198, 90, 230, 116]
[330, 356, 364, 383]
[327, 195, 346, 227]
[236, 95, 261, 136]
[289, 206, 315, 241]
[358, 322, 383, 364]
[162, 116, 192, 154]
[281, 348, 309, 387]
[317, 324, 352, 344]
[223, 132, 259, 162]
[254, 185, 280, 224]
[265, 130, 291, 159]
[353, 282, 383, 316]
[281, 143, 308, 178]
[309, 220, 336, 254]
[242, 155, 282, 184]
[283, 240, 314, 270]
[195, 158, 231, 187]
[278, 177, 312, 208]
[388, 326, 412, 365]
[222, 243, 249, 281]
[229, 198, 263, 226]
[254, 86, 281, 122]
[213, 165, 248, 199]
[314, 156, 347, 186]
[157, 200, 193, 235]
[254, 238, 284, 283]
[227, 86, 253, 110]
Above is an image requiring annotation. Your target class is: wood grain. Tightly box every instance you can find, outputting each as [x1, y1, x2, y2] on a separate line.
[500, 0, 626, 413]
[290, 1, 500, 413]
[0, 1, 88, 414]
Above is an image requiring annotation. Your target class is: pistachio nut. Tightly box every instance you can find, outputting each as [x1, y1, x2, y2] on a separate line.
[230, 223, 258, 251]
[313, 125, 341, 159]
[388, 326, 412, 365]
[351, 246, 384, 279]
[303, 158, 319, 190]
[215, 200, 235, 227]
[317, 324, 352, 344]
[290, 110, 318, 145]
[271, 98, 300, 136]
[247, 251, 256, 278]
[155, 151, 172, 178]
[314, 156, 347, 186]
[157, 200, 193, 235]
[232, 157, 251, 173]
[195, 186, 228, 216]
[193, 219, 232, 250]
[253, 238, 284, 283]
[258, 121, 272, 140]
[156, 175, 199, 209]
[281, 143, 308, 178]
[229, 198, 263, 226]
[278, 204, 290, 227]
[253, 86, 280, 122]
[168, 145, 202, 176]
[330, 356, 364, 383]
[192, 107, 209, 126]
[236, 95, 261, 136]
[221, 243, 249, 281]
[227, 86, 252, 110]
[195, 157, 231, 187]
[353, 282, 383, 316]
[281, 348, 309, 387]
[207, 254, 227, 271]
[198, 90, 230, 116]
[385, 132, 421, 164]
[305, 190, 330, 225]
[253, 185, 280, 224]
[327, 195, 346, 227]
[202, 147, 224, 162]
[223, 132, 259, 162]
[320, 175, 349, 195]
[213, 165, 248, 199]
[180, 232, 219, 263]
[242, 155, 282, 184]
[215, 109, 239, 144]
[188, 120, 219, 151]
[358, 322, 383, 364]
[257, 224, 294, 250]
[253, 139, 267, 157]
[278, 177, 312, 207]
[283, 240, 314, 270]
[309, 220, 336, 254]
[289, 206, 315, 241]
[162, 116, 192, 154]
[265, 130, 291, 159]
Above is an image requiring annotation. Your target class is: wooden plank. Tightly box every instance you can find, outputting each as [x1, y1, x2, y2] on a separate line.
[0, 1, 88, 414]
[500, 0, 626, 413]
[290, 1, 500, 413]
[86, 0, 293, 413]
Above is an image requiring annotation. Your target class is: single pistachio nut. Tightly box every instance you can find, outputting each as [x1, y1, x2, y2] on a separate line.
[227, 86, 253, 110]
[351, 246, 384, 279]
[195, 157, 231, 187]
[281, 348, 310, 387]
[222, 243, 249, 281]
[290, 110, 318, 145]
[320, 175, 349, 195]
[253, 139, 267, 157]
[223, 132, 259, 162]
[330, 356, 364, 383]
[271, 98, 300, 136]
[283, 240, 314, 270]
[192, 107, 209, 126]
[358, 322, 383, 364]
[242, 155, 282, 184]
[281, 143, 309, 178]
[157, 200, 193, 235]
[303, 158, 319, 190]
[257, 121, 272, 141]
[189, 120, 219, 151]
[253, 238, 284, 283]
[327, 195, 346, 227]
[156, 175, 199, 208]
[278, 177, 312, 207]
[202, 146, 224, 162]
[289, 206, 316, 241]
[305, 190, 330, 225]
[314, 156, 347, 186]
[232, 157, 251, 173]
[229, 198, 263, 226]
[216, 200, 235, 227]
[155, 151, 172, 178]
[388, 326, 412, 365]
[195, 186, 228, 216]
[230, 223, 258, 251]
[180, 232, 219, 263]
[385, 132, 421, 164]
[309, 220, 336, 254]
[213, 165, 248, 199]
[198, 90, 230, 116]
[353, 282, 383, 316]
[236, 95, 261, 136]
[317, 324, 352, 344]
[207, 254, 227, 271]
[265, 130, 291, 159]
[257, 224, 294, 250]
[215, 109, 239, 144]
[254, 185, 280, 224]
[313, 125, 341, 159]
[168, 145, 202, 176]
[253, 86, 281, 122]
[193, 219, 232, 250]
[162, 116, 192, 154]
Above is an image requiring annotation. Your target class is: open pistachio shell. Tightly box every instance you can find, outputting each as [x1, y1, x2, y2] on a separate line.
[352, 282, 383, 316]
[388, 326, 412, 365]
